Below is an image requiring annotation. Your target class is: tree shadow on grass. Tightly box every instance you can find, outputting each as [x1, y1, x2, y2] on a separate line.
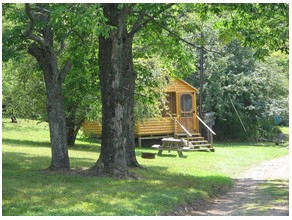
[2, 137, 101, 153]
[2, 150, 234, 216]
[2, 138, 51, 148]
[69, 143, 101, 153]
[76, 136, 101, 144]
[215, 142, 287, 148]
[2, 151, 96, 172]
[156, 154, 179, 158]
[2, 151, 50, 173]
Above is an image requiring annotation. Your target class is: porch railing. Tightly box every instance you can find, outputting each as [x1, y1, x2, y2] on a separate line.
[196, 115, 216, 135]
[196, 114, 216, 146]
[168, 113, 192, 147]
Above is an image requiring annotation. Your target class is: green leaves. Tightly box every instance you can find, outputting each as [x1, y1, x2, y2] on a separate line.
[203, 39, 288, 140]
[134, 58, 169, 121]
[2, 56, 47, 120]
[211, 3, 289, 56]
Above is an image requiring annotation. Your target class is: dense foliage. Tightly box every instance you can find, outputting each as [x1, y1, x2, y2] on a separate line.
[2, 56, 47, 119]
[195, 40, 289, 140]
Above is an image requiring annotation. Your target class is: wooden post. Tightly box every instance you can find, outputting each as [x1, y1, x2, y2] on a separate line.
[138, 136, 142, 148]
[173, 115, 177, 137]
[199, 32, 204, 119]
[199, 32, 204, 135]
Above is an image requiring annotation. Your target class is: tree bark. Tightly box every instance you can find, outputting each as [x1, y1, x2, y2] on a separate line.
[66, 116, 84, 146]
[123, 39, 141, 168]
[46, 79, 70, 170]
[67, 126, 79, 146]
[90, 4, 141, 178]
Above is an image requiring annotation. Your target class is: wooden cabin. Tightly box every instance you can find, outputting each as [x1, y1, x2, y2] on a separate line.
[82, 79, 200, 147]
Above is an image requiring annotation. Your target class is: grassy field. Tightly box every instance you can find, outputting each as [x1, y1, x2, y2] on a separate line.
[2, 118, 289, 216]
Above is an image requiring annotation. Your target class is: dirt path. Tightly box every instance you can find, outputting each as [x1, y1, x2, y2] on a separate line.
[173, 155, 289, 216]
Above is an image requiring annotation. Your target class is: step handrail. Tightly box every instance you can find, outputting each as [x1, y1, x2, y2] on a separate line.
[196, 115, 216, 135]
[168, 113, 192, 137]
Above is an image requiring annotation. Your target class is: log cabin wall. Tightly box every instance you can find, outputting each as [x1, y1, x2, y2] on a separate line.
[82, 79, 199, 140]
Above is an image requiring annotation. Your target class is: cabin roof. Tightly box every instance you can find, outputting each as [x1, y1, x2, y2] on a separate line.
[165, 79, 198, 93]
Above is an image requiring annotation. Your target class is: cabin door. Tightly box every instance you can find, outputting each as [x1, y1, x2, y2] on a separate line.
[179, 93, 194, 132]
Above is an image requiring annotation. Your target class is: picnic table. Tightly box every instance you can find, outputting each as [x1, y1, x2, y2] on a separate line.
[152, 138, 184, 157]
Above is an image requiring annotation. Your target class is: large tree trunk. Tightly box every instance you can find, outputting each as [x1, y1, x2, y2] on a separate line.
[28, 46, 70, 170]
[46, 77, 70, 170]
[123, 39, 141, 168]
[27, 33, 70, 170]
[90, 4, 140, 178]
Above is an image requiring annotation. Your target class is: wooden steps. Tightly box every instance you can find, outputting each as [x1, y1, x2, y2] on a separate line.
[190, 140, 208, 144]
[176, 132, 201, 137]
[175, 132, 215, 152]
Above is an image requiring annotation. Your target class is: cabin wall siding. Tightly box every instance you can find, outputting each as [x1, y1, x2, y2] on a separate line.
[82, 118, 178, 137]
[82, 121, 102, 136]
[136, 118, 177, 136]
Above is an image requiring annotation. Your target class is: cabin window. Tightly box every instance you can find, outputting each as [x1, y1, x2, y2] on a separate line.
[180, 94, 192, 111]
[180, 94, 193, 117]
[162, 92, 176, 117]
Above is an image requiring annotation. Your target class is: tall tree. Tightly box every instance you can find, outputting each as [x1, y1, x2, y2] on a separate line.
[23, 3, 70, 170]
[89, 4, 135, 177]
[89, 3, 179, 177]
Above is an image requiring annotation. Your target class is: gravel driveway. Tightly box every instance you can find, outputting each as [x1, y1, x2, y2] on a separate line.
[171, 155, 289, 216]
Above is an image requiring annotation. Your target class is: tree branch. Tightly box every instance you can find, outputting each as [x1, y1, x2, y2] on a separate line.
[35, 6, 52, 14]
[71, 29, 86, 45]
[27, 44, 44, 62]
[144, 13, 201, 50]
[129, 3, 175, 36]
[23, 3, 45, 46]
[56, 31, 71, 56]
[60, 60, 72, 83]
[123, 86, 147, 97]
[130, 10, 146, 36]
[144, 13, 222, 55]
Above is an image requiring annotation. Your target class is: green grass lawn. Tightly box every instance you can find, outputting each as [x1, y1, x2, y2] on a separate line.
[2, 118, 289, 216]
